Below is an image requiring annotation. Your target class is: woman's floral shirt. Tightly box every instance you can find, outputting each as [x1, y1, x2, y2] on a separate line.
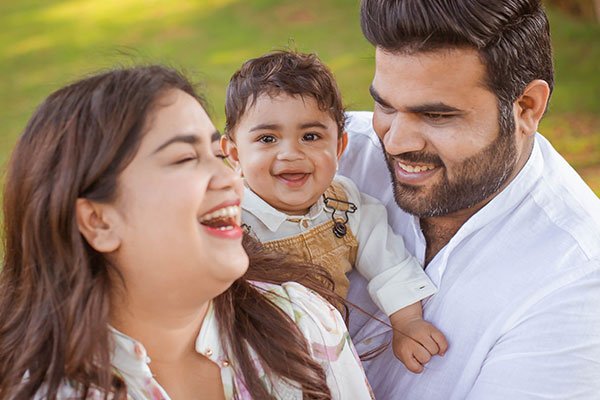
[46, 281, 374, 399]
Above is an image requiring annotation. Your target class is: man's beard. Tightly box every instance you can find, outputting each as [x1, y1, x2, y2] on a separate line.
[382, 116, 518, 218]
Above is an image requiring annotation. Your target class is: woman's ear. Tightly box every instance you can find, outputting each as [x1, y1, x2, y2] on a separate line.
[515, 79, 551, 138]
[75, 198, 121, 253]
[337, 131, 348, 159]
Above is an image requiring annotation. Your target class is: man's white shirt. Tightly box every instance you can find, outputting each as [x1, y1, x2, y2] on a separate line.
[339, 111, 600, 400]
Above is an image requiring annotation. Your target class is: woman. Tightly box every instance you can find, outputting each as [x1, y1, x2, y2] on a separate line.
[0, 65, 372, 399]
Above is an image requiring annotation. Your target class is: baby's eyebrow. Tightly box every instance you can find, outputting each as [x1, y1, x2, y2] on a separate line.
[249, 123, 280, 132]
[299, 122, 327, 130]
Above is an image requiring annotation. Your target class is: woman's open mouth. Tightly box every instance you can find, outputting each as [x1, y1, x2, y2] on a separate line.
[198, 205, 243, 238]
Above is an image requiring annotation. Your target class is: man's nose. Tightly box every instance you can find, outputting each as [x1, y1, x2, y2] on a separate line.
[380, 115, 427, 156]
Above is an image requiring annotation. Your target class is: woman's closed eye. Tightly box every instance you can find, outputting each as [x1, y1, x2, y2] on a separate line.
[174, 154, 198, 164]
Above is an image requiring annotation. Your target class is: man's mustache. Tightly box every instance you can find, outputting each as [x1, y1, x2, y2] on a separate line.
[386, 151, 444, 167]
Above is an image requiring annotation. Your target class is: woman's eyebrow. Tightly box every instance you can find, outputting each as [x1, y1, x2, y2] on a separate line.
[153, 134, 201, 154]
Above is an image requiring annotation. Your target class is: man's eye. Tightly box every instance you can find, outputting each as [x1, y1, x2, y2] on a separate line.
[303, 133, 320, 141]
[258, 135, 276, 144]
[424, 113, 453, 121]
[375, 102, 395, 115]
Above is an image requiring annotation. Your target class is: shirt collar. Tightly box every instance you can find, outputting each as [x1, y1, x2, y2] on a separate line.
[110, 326, 154, 381]
[426, 135, 544, 280]
[242, 185, 325, 232]
[110, 302, 225, 378]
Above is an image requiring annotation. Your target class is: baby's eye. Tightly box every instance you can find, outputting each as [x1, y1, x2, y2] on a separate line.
[258, 135, 276, 144]
[302, 132, 320, 141]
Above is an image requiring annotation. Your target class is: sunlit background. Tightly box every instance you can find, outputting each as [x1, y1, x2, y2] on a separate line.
[1, 0, 599, 197]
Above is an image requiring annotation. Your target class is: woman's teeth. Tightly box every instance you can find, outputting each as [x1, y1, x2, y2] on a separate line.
[199, 205, 241, 226]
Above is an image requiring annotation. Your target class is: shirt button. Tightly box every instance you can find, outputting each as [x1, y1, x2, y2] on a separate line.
[204, 348, 213, 357]
[222, 360, 230, 367]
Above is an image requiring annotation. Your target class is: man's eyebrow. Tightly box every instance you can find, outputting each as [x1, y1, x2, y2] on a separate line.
[210, 130, 221, 143]
[369, 85, 392, 108]
[249, 123, 280, 132]
[370, 85, 462, 114]
[153, 134, 201, 154]
[406, 103, 463, 113]
[299, 121, 328, 130]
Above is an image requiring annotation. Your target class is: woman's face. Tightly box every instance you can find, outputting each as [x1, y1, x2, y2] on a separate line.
[108, 89, 248, 305]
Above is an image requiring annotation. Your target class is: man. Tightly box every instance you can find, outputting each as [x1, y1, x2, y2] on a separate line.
[339, 1, 600, 399]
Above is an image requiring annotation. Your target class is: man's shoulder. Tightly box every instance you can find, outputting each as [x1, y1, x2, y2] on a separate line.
[531, 134, 600, 260]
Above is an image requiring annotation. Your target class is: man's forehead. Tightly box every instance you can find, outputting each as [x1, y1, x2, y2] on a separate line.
[373, 47, 490, 101]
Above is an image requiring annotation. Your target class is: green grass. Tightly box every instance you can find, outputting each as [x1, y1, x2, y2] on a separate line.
[1, 0, 599, 195]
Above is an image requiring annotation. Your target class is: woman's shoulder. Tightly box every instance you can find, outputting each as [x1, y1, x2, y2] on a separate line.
[251, 281, 348, 344]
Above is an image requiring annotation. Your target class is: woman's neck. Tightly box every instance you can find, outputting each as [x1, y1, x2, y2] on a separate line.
[110, 295, 210, 363]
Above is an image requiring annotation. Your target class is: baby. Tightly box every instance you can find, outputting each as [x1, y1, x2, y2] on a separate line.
[221, 50, 447, 373]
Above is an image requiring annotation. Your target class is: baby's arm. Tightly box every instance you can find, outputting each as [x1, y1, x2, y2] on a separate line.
[336, 176, 447, 371]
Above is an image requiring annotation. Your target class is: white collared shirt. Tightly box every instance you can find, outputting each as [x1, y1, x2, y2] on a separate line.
[242, 175, 436, 315]
[43, 282, 373, 399]
[339, 111, 600, 400]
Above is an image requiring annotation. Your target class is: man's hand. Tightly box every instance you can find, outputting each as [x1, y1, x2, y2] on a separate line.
[390, 303, 448, 373]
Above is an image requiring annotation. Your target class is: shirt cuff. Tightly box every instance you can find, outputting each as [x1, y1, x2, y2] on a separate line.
[367, 268, 437, 315]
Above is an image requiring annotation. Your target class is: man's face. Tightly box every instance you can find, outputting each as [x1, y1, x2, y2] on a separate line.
[371, 48, 527, 218]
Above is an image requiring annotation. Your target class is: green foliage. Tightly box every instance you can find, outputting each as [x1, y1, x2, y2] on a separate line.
[0, 0, 598, 195]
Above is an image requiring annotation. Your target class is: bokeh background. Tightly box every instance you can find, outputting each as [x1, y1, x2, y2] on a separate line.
[1, 0, 599, 197]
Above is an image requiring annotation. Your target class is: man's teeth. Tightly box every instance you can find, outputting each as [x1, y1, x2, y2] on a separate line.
[397, 162, 436, 173]
[199, 205, 240, 223]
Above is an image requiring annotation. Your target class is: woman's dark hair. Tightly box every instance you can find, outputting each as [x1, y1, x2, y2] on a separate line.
[0, 65, 336, 399]
[225, 50, 346, 138]
[360, 0, 554, 136]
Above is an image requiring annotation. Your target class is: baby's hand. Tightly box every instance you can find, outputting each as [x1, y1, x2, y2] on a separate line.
[389, 304, 448, 373]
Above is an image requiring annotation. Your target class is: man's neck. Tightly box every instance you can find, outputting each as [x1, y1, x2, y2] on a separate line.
[420, 215, 467, 266]
[420, 196, 494, 266]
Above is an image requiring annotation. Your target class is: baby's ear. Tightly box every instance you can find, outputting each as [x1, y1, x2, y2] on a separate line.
[337, 131, 348, 159]
[75, 198, 121, 253]
[220, 135, 239, 162]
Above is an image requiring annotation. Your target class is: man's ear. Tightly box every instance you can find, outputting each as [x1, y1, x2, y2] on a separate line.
[75, 198, 121, 253]
[220, 136, 239, 162]
[515, 79, 550, 138]
[337, 131, 348, 159]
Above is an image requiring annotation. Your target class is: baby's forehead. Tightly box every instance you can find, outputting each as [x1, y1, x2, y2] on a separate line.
[244, 91, 333, 117]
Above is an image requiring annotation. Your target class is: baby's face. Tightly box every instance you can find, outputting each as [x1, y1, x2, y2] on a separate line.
[226, 93, 344, 215]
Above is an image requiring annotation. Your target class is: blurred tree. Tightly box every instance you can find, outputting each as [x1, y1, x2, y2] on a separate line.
[545, 0, 600, 21]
